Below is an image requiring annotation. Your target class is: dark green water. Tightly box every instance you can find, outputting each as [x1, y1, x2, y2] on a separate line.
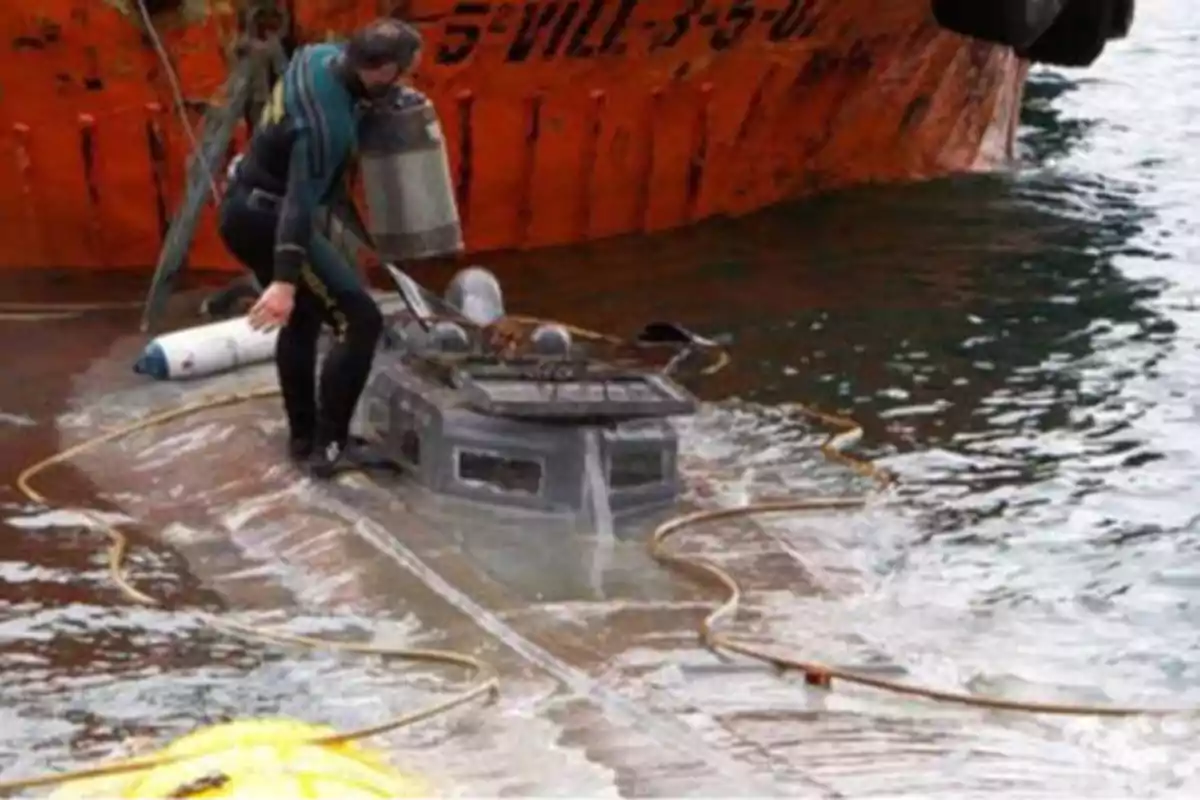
[2, 2, 1198, 794]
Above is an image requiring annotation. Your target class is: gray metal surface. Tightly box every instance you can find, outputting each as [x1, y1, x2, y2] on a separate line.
[455, 365, 698, 420]
[360, 356, 685, 516]
[358, 266, 698, 518]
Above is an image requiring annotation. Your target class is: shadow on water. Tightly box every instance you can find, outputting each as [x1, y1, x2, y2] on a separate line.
[1020, 71, 1098, 165]
[2, 49, 1196, 795]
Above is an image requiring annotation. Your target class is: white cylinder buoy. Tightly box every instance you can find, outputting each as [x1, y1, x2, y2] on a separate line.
[133, 316, 278, 381]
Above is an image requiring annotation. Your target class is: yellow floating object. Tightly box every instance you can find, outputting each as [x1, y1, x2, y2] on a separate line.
[48, 719, 434, 799]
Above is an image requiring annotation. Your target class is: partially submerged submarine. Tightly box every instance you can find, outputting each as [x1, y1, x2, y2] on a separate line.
[360, 263, 712, 521]
[144, 84, 720, 522]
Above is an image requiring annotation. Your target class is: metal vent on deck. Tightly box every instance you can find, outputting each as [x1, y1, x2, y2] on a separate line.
[456, 367, 698, 420]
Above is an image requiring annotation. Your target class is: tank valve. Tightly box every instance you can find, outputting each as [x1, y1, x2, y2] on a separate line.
[429, 320, 471, 353]
[530, 323, 573, 357]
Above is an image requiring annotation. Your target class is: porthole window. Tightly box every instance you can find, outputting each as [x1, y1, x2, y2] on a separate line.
[393, 408, 420, 466]
[608, 449, 666, 488]
[457, 450, 543, 496]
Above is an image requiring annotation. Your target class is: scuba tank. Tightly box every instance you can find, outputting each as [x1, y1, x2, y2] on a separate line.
[358, 88, 464, 262]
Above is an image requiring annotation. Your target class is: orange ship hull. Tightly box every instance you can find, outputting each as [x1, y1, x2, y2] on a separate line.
[0, 1, 1031, 273]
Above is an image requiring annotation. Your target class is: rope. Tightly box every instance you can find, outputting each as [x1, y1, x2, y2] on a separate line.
[650, 402, 1196, 718]
[2, 386, 499, 796]
[135, 0, 219, 202]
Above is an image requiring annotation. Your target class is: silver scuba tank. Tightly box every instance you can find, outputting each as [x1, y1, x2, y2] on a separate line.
[358, 88, 464, 261]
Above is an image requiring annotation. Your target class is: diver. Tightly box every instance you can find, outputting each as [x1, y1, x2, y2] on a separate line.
[218, 18, 422, 478]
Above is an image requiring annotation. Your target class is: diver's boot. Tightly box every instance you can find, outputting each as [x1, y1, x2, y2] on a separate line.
[306, 436, 401, 479]
[287, 436, 314, 462]
[306, 438, 345, 480]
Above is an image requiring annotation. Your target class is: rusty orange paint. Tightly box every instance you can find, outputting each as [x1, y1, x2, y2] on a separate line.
[0, 0, 1028, 272]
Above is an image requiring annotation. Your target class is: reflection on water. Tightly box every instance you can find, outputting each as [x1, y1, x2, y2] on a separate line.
[5, 1, 1200, 793]
[1020, 72, 1097, 165]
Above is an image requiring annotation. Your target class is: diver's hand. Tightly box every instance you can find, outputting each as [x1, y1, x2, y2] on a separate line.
[248, 281, 295, 330]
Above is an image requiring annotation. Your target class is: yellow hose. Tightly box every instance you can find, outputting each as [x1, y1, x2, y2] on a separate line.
[3, 323, 1190, 795]
[0, 317, 729, 796]
[651, 401, 1195, 717]
[3, 387, 498, 797]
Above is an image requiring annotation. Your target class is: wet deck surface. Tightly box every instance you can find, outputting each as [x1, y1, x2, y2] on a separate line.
[6, 25, 1200, 795]
[6, 327, 1122, 798]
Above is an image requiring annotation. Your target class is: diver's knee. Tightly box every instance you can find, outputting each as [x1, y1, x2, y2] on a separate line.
[280, 306, 322, 343]
[217, 188, 247, 241]
[344, 292, 383, 344]
[216, 206, 239, 254]
[359, 299, 384, 343]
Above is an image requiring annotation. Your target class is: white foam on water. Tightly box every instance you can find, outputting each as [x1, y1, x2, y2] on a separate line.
[0, 411, 36, 427]
[133, 420, 238, 471]
[4, 508, 135, 531]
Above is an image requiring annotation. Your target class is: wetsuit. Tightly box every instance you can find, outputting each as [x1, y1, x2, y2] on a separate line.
[218, 43, 383, 466]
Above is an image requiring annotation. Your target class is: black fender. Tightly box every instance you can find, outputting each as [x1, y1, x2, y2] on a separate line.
[1017, 0, 1131, 68]
[931, 0, 1067, 50]
[1108, 0, 1136, 39]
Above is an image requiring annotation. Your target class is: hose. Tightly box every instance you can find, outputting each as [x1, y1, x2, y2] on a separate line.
[502, 314, 730, 375]
[0, 317, 726, 795]
[2, 386, 499, 796]
[650, 401, 1196, 718]
[4, 330, 1191, 795]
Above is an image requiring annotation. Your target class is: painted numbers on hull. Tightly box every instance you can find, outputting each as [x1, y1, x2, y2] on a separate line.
[432, 0, 818, 65]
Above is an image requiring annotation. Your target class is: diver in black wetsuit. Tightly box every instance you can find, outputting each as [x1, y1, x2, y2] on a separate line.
[218, 19, 422, 478]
